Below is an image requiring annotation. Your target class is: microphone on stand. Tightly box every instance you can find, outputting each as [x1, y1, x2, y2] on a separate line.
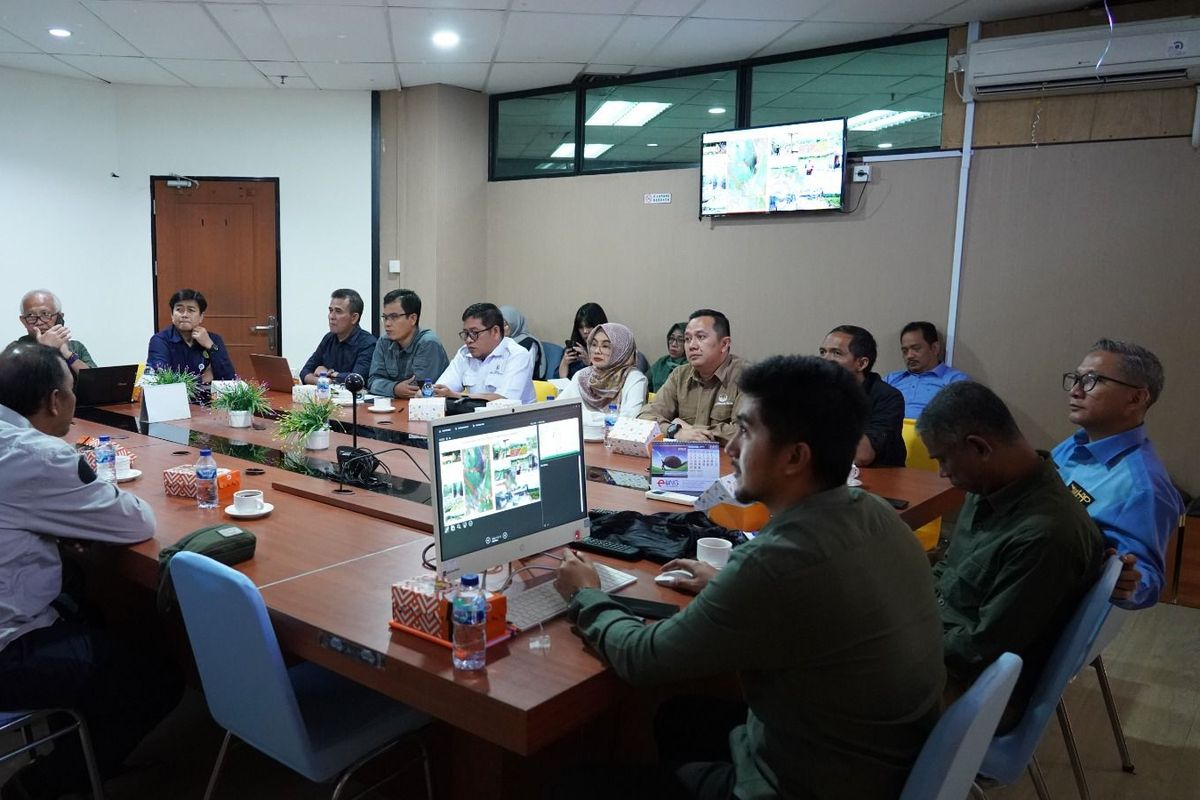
[343, 372, 365, 451]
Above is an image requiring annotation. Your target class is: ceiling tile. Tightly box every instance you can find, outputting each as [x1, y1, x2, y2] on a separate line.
[303, 60, 399, 90]
[81, 1, 242, 60]
[583, 63, 636, 76]
[486, 62, 584, 94]
[1, 0, 139, 57]
[495, 12, 622, 63]
[692, 0, 824, 22]
[396, 61, 489, 90]
[268, 5, 393, 62]
[154, 58, 274, 89]
[388, 7, 504, 63]
[0, 26, 37, 53]
[251, 61, 315, 88]
[929, 0, 1084, 24]
[56, 54, 189, 85]
[386, 0, 507, 8]
[511, 0, 638, 12]
[590, 15, 678, 65]
[265, 0, 383, 5]
[207, 3, 294, 62]
[0, 52, 100, 80]
[633, 0, 703, 16]
[648, 18, 791, 67]
[755, 21, 907, 57]
[811, 0, 959, 24]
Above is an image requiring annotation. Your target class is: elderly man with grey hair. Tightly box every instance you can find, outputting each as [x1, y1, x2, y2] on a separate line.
[1052, 338, 1185, 609]
[14, 289, 96, 374]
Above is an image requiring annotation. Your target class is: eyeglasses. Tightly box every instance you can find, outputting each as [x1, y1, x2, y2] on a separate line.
[381, 312, 413, 323]
[667, 336, 685, 345]
[1062, 372, 1144, 393]
[459, 327, 494, 342]
[21, 312, 57, 323]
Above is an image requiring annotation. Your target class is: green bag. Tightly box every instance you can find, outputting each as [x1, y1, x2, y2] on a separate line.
[156, 523, 257, 614]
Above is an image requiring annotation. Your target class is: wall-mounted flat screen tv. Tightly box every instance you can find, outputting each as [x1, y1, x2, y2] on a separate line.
[700, 118, 847, 217]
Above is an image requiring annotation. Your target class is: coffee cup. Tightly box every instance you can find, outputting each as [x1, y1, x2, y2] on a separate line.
[115, 454, 132, 474]
[696, 537, 732, 569]
[233, 489, 264, 513]
[372, 396, 392, 410]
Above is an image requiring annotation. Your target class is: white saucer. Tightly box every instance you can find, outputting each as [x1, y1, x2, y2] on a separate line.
[367, 405, 395, 413]
[116, 469, 142, 483]
[224, 502, 274, 519]
[846, 478, 863, 487]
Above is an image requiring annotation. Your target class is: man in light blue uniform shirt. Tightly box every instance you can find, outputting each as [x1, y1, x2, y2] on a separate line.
[1052, 339, 1184, 609]
[885, 321, 969, 419]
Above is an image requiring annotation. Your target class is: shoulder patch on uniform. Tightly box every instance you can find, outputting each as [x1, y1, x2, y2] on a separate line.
[78, 455, 97, 485]
[1067, 481, 1093, 506]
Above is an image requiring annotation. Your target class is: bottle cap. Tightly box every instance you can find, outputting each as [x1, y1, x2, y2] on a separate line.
[98, 435, 110, 443]
[460, 573, 480, 587]
[199, 449, 212, 456]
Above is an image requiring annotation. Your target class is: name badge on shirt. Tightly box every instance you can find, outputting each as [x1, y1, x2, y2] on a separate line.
[1067, 481, 1094, 506]
[716, 391, 732, 406]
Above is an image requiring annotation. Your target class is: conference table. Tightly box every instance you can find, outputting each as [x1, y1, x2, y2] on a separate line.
[73, 395, 962, 795]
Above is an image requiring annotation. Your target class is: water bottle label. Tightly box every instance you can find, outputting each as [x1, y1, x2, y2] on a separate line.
[421, 380, 434, 398]
[196, 467, 217, 479]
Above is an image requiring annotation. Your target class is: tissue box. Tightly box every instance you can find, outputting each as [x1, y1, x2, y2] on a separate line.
[606, 417, 659, 457]
[75, 437, 137, 469]
[483, 398, 520, 410]
[389, 574, 508, 646]
[696, 474, 770, 533]
[292, 385, 316, 402]
[210, 380, 244, 399]
[163, 465, 241, 505]
[408, 397, 446, 421]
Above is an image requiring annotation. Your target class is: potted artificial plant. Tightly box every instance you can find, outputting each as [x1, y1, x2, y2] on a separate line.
[276, 396, 340, 450]
[211, 379, 272, 428]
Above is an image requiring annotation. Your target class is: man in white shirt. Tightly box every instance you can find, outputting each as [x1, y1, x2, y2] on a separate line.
[434, 302, 536, 404]
[0, 342, 181, 796]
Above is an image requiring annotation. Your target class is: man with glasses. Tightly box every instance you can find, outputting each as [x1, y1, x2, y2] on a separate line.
[1052, 339, 1185, 608]
[368, 289, 449, 400]
[434, 302, 535, 403]
[14, 289, 95, 374]
[299, 288, 376, 385]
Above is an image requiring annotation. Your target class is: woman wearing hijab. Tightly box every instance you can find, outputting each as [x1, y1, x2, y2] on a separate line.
[499, 305, 545, 380]
[646, 321, 687, 393]
[558, 322, 646, 418]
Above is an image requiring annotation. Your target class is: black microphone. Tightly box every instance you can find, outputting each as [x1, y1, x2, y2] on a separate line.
[329, 445, 430, 490]
[343, 373, 365, 451]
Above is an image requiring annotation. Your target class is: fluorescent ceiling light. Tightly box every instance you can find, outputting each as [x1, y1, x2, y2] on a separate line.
[878, 143, 894, 148]
[48, 28, 71, 38]
[646, 143, 658, 147]
[847, 110, 939, 132]
[708, 107, 726, 114]
[550, 143, 613, 159]
[431, 30, 460, 48]
[585, 100, 670, 127]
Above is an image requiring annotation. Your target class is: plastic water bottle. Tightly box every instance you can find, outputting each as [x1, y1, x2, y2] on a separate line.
[451, 574, 488, 670]
[421, 379, 434, 398]
[95, 435, 117, 483]
[315, 373, 331, 402]
[195, 449, 219, 509]
[604, 403, 619, 449]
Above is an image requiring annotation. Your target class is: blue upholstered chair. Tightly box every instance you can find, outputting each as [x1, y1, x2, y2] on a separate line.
[540, 340, 564, 381]
[0, 708, 105, 799]
[976, 556, 1121, 800]
[900, 652, 1022, 800]
[169, 551, 432, 800]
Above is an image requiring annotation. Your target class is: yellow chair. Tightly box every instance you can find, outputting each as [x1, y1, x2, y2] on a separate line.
[902, 418, 941, 551]
[533, 380, 557, 402]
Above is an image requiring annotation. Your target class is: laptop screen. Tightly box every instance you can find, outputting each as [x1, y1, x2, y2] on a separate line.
[649, 441, 721, 494]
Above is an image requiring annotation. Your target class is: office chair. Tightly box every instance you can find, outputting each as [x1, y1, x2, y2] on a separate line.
[169, 552, 432, 800]
[539, 341, 564, 380]
[976, 556, 1121, 800]
[899, 652, 1022, 800]
[901, 418, 942, 550]
[532, 380, 557, 402]
[0, 708, 104, 800]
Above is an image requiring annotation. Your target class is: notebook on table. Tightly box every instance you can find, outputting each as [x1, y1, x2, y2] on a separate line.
[74, 364, 139, 407]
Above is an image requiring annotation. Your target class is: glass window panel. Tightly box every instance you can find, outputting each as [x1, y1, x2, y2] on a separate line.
[493, 90, 577, 179]
[751, 36, 947, 154]
[580, 70, 736, 172]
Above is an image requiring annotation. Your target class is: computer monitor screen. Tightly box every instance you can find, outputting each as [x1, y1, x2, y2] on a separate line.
[429, 400, 589, 580]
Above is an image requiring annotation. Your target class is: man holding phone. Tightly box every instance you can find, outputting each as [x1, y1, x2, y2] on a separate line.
[368, 289, 450, 399]
[14, 289, 95, 374]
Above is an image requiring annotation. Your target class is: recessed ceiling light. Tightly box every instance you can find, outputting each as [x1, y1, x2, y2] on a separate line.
[431, 30, 460, 49]
[878, 142, 894, 149]
[48, 28, 71, 38]
[646, 143, 658, 147]
[550, 143, 613, 159]
[708, 107, 726, 115]
[847, 109, 940, 131]
[585, 100, 670, 127]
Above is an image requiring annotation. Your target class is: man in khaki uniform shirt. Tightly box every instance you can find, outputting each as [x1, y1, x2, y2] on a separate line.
[639, 309, 743, 445]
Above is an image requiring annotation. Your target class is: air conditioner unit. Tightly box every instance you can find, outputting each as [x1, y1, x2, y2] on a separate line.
[964, 16, 1200, 100]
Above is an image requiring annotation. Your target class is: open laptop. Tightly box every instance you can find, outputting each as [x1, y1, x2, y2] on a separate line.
[249, 353, 296, 392]
[74, 364, 140, 407]
[646, 440, 722, 505]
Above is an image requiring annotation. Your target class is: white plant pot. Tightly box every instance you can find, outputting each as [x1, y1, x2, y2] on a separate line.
[228, 410, 252, 428]
[304, 428, 330, 450]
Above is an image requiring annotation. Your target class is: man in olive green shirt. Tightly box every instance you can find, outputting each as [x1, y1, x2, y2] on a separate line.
[556, 355, 945, 800]
[638, 309, 742, 445]
[919, 382, 1104, 724]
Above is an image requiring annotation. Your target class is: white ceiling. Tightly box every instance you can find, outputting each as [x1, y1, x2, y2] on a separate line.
[0, 0, 1088, 95]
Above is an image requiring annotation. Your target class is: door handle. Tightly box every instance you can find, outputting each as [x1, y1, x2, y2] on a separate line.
[249, 325, 274, 331]
[250, 315, 280, 353]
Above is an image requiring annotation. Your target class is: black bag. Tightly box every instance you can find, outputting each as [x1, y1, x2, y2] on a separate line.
[445, 397, 490, 415]
[156, 523, 257, 613]
[588, 510, 746, 564]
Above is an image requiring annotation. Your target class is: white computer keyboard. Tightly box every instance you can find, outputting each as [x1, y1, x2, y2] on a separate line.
[505, 562, 637, 631]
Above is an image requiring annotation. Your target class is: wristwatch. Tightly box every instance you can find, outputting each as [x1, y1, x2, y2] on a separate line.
[666, 422, 682, 438]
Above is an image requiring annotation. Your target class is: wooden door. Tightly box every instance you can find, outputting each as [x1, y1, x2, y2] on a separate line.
[151, 178, 279, 379]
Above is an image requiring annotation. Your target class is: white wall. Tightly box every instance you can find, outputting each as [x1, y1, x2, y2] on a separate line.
[0, 67, 372, 368]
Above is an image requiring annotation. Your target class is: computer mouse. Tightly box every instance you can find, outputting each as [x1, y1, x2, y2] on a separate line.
[654, 569, 694, 585]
